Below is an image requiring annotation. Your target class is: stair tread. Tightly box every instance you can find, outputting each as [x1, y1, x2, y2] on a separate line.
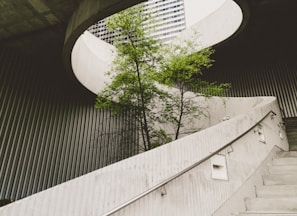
[270, 164, 297, 167]
[269, 165, 297, 168]
[263, 174, 297, 185]
[239, 212, 297, 216]
[247, 197, 297, 200]
[237, 152, 297, 216]
[263, 174, 297, 176]
[245, 197, 297, 211]
[273, 158, 297, 165]
[277, 151, 297, 158]
[257, 185, 297, 198]
[269, 164, 297, 175]
[240, 211, 297, 213]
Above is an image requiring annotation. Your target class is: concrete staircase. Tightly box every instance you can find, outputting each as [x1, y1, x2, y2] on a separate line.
[238, 151, 297, 216]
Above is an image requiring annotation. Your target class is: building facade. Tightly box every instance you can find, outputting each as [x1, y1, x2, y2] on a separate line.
[88, 0, 186, 43]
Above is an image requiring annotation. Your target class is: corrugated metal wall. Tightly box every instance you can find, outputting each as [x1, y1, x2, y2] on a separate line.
[204, 63, 297, 118]
[285, 118, 297, 150]
[1, 48, 296, 202]
[0, 98, 285, 216]
[0, 48, 138, 201]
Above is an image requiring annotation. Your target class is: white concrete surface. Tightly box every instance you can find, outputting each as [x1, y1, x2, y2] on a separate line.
[246, 197, 297, 212]
[178, 0, 242, 49]
[71, 0, 242, 94]
[0, 96, 289, 216]
[72, 31, 114, 94]
[263, 174, 297, 186]
[217, 151, 297, 215]
[273, 157, 297, 165]
[213, 146, 281, 216]
[257, 185, 297, 198]
[183, 0, 226, 28]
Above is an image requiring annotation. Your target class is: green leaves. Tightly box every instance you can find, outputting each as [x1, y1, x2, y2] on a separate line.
[157, 37, 230, 139]
[159, 39, 214, 88]
[95, 4, 231, 149]
[96, 3, 169, 151]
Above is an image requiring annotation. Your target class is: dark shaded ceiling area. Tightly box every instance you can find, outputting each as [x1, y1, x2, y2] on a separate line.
[1, 0, 297, 68]
[0, 0, 79, 41]
[0, 0, 80, 54]
[213, 0, 297, 68]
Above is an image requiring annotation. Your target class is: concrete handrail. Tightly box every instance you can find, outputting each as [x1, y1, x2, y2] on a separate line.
[102, 109, 277, 216]
[0, 96, 289, 216]
[63, 0, 144, 77]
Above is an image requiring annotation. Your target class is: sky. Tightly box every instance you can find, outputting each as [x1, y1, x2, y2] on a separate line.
[183, 0, 226, 27]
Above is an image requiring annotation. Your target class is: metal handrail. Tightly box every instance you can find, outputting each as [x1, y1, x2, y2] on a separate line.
[102, 110, 276, 216]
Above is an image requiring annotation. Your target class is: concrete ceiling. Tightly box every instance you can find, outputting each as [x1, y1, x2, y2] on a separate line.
[0, 0, 144, 55]
[0, 0, 81, 54]
[1, 0, 296, 67]
[0, 0, 79, 42]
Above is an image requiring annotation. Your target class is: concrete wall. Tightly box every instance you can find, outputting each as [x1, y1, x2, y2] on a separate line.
[213, 146, 281, 215]
[183, 0, 225, 28]
[155, 92, 282, 139]
[0, 96, 289, 215]
[72, 31, 114, 94]
[177, 0, 242, 50]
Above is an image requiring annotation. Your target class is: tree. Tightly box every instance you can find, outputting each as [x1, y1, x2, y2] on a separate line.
[158, 38, 230, 139]
[95, 3, 171, 151]
[95, 4, 230, 150]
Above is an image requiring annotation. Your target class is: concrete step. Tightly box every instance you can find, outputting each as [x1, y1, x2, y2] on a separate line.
[263, 174, 297, 185]
[245, 197, 297, 212]
[256, 185, 297, 198]
[269, 165, 297, 175]
[236, 152, 297, 216]
[238, 212, 297, 216]
[273, 157, 297, 165]
[277, 151, 297, 158]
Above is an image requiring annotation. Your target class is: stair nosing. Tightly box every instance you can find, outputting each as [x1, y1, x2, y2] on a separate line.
[240, 211, 297, 214]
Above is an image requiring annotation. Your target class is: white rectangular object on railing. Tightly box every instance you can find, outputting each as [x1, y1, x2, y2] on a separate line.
[211, 154, 228, 180]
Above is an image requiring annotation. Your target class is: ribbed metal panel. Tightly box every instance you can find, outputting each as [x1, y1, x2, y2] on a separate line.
[204, 63, 297, 118]
[0, 48, 138, 201]
[286, 118, 297, 150]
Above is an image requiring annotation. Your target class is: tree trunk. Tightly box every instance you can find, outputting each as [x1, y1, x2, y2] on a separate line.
[175, 84, 185, 140]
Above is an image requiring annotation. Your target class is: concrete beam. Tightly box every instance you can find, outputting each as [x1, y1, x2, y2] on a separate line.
[63, 0, 145, 77]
